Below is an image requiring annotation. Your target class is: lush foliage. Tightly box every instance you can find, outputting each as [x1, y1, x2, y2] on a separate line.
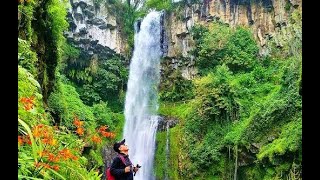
[157, 7, 302, 179]
[18, 38, 38, 77]
[18, 0, 69, 102]
[106, 0, 147, 56]
[18, 0, 302, 179]
[62, 47, 129, 110]
[159, 62, 195, 102]
[145, 0, 173, 11]
[191, 23, 259, 74]
[18, 0, 125, 179]
[18, 66, 117, 179]
[47, 78, 95, 128]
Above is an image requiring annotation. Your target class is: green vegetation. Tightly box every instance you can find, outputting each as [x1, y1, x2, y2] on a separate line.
[62, 51, 129, 111]
[145, 0, 173, 11]
[157, 7, 302, 180]
[18, 66, 105, 179]
[106, 0, 147, 56]
[18, 0, 301, 179]
[191, 23, 259, 74]
[18, 0, 125, 179]
[154, 131, 167, 179]
[159, 65, 195, 102]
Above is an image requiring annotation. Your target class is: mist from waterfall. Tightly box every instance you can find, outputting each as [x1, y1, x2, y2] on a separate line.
[123, 11, 163, 180]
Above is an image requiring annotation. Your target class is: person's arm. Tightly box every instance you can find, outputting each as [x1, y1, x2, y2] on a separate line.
[110, 157, 125, 176]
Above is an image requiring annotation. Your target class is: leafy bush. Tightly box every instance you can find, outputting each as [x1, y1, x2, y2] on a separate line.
[223, 27, 259, 72]
[48, 80, 95, 128]
[18, 66, 46, 126]
[18, 38, 38, 77]
[91, 102, 114, 127]
[191, 23, 258, 74]
[257, 117, 302, 161]
[145, 0, 172, 11]
[62, 48, 129, 110]
[159, 68, 194, 102]
[159, 11, 301, 178]
[18, 66, 104, 180]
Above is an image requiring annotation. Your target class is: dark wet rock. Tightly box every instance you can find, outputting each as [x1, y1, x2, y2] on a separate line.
[107, 23, 117, 30]
[86, 4, 95, 11]
[90, 40, 99, 46]
[176, 32, 188, 39]
[86, 19, 93, 24]
[92, 18, 105, 25]
[238, 150, 255, 167]
[74, 13, 83, 21]
[249, 143, 262, 154]
[83, 9, 95, 19]
[79, 38, 91, 44]
[79, 28, 88, 35]
[72, 2, 79, 9]
[102, 145, 118, 166]
[78, 1, 87, 9]
[157, 116, 179, 132]
[99, 24, 109, 29]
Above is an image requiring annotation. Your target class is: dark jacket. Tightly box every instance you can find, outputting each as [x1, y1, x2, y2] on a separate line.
[110, 153, 134, 180]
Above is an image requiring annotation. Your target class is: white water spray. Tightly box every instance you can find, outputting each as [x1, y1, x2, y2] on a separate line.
[123, 11, 163, 180]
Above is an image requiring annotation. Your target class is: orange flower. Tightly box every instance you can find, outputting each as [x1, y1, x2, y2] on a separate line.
[41, 138, 51, 144]
[49, 138, 57, 146]
[43, 150, 49, 156]
[20, 96, 35, 111]
[39, 150, 49, 157]
[73, 117, 84, 128]
[98, 125, 109, 133]
[32, 126, 42, 138]
[18, 136, 24, 145]
[76, 127, 84, 136]
[110, 133, 116, 138]
[52, 165, 60, 171]
[71, 155, 78, 161]
[42, 163, 51, 169]
[20, 96, 34, 104]
[91, 135, 102, 144]
[23, 135, 32, 145]
[59, 148, 73, 160]
[24, 104, 34, 111]
[34, 162, 41, 168]
[100, 131, 107, 137]
[47, 153, 58, 162]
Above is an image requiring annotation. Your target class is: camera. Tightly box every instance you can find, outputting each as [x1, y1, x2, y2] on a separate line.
[134, 164, 141, 176]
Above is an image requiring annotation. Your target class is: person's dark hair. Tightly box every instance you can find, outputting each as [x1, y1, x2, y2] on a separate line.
[113, 139, 125, 153]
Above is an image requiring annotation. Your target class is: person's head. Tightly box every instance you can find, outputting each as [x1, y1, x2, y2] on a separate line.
[113, 139, 129, 154]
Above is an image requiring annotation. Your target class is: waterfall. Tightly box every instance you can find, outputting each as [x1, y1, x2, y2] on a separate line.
[123, 11, 163, 180]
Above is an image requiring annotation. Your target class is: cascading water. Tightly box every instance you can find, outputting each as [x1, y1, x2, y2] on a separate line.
[123, 11, 163, 180]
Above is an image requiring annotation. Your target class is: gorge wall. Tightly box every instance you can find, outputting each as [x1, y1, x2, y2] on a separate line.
[164, 0, 302, 79]
[65, 0, 127, 61]
[65, 0, 302, 76]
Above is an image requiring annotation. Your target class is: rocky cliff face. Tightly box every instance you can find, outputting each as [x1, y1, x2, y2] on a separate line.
[65, 0, 127, 58]
[166, 0, 301, 56]
[64, 0, 301, 80]
[164, 0, 301, 79]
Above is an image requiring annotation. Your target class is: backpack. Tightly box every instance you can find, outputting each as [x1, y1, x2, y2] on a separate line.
[106, 154, 126, 180]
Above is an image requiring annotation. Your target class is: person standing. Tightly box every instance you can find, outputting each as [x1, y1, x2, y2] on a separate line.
[110, 139, 140, 180]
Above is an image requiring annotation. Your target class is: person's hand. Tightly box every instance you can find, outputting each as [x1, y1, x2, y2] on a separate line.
[124, 166, 131, 173]
[133, 166, 139, 173]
